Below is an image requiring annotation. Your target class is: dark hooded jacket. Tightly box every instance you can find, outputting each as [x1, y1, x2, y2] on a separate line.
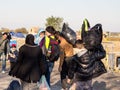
[9, 34, 47, 83]
[68, 44, 106, 81]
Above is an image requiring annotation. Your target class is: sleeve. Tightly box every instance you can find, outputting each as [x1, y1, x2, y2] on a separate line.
[17, 47, 24, 63]
[68, 55, 78, 79]
[4, 40, 10, 55]
[94, 44, 106, 60]
[6, 40, 10, 54]
[39, 49, 47, 75]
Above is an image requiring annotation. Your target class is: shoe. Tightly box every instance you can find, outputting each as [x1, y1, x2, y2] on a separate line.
[2, 71, 5, 73]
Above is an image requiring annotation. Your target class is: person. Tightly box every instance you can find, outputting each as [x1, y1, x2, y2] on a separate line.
[73, 39, 85, 54]
[35, 28, 45, 45]
[7, 80, 21, 90]
[58, 33, 74, 90]
[0, 32, 11, 73]
[67, 39, 106, 90]
[9, 34, 47, 90]
[67, 19, 106, 90]
[8, 44, 18, 70]
[39, 26, 59, 86]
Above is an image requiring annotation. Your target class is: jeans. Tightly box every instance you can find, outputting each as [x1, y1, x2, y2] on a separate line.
[0, 53, 6, 71]
[45, 61, 54, 86]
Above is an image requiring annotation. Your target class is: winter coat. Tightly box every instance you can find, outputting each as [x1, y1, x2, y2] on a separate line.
[9, 44, 47, 83]
[68, 44, 107, 81]
[0, 39, 10, 55]
[8, 50, 18, 62]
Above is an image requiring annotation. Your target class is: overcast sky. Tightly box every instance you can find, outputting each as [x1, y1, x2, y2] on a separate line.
[0, 0, 119, 32]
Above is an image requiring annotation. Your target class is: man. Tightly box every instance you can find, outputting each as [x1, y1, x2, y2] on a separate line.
[58, 33, 74, 90]
[0, 32, 11, 73]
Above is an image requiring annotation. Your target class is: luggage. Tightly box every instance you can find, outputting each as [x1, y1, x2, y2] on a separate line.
[61, 23, 77, 45]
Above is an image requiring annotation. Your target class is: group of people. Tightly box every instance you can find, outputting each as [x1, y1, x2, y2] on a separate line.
[0, 19, 106, 90]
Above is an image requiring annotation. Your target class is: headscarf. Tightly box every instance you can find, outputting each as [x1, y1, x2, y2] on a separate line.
[25, 34, 35, 45]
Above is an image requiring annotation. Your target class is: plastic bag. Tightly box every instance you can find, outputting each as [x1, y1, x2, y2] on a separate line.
[81, 23, 103, 50]
[61, 23, 76, 45]
[37, 75, 50, 90]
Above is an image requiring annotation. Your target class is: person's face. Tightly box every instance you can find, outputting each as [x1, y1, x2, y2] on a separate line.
[39, 32, 45, 38]
[45, 31, 51, 36]
[76, 44, 83, 49]
[12, 47, 16, 51]
[2, 34, 7, 40]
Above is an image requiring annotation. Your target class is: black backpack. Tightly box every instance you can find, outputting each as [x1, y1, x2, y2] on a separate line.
[47, 38, 60, 62]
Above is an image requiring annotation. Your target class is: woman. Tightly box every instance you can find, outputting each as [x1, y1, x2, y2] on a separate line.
[39, 26, 59, 86]
[9, 34, 47, 90]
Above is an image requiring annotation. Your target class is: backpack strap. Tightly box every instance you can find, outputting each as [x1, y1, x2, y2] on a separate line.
[49, 37, 58, 45]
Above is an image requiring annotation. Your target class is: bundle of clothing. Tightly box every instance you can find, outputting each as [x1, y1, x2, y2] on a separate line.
[68, 20, 107, 81]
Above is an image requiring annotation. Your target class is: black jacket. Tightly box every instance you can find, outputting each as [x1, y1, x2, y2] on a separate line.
[9, 44, 47, 83]
[8, 50, 18, 62]
[68, 44, 107, 81]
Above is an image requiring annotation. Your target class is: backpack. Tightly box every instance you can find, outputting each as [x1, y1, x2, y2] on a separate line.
[47, 38, 60, 62]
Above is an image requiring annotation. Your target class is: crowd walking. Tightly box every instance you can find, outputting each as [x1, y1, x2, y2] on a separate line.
[0, 19, 107, 90]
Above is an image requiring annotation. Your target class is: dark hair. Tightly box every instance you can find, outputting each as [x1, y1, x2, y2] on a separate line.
[54, 31, 60, 39]
[2, 32, 11, 40]
[75, 39, 83, 45]
[25, 34, 35, 45]
[7, 80, 21, 90]
[46, 26, 56, 35]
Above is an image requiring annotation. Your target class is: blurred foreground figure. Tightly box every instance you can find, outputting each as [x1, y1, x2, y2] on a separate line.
[9, 34, 47, 90]
[68, 19, 107, 90]
[0, 32, 11, 73]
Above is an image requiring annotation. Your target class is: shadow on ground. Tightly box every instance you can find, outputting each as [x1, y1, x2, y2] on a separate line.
[93, 81, 107, 90]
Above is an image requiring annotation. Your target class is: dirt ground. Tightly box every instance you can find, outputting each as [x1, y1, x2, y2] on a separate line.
[0, 61, 120, 90]
[51, 61, 120, 90]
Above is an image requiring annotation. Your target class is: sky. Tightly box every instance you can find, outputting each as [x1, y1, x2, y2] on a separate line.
[0, 0, 120, 32]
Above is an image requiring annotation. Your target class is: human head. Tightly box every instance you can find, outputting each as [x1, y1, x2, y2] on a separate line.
[2, 32, 11, 40]
[75, 39, 84, 49]
[45, 26, 56, 36]
[54, 31, 60, 40]
[11, 44, 16, 48]
[25, 34, 35, 45]
[39, 31, 45, 38]
[38, 29, 45, 38]
[7, 80, 21, 90]
[2, 32, 8, 40]
[56, 32, 64, 41]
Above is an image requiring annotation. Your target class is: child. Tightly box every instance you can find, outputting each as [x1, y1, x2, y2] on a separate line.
[73, 39, 87, 54]
[67, 39, 106, 90]
[8, 44, 18, 70]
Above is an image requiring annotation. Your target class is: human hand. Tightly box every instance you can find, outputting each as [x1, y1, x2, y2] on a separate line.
[67, 79, 71, 84]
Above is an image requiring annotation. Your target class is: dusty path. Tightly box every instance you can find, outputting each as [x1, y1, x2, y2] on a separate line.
[0, 61, 120, 90]
[51, 61, 120, 90]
